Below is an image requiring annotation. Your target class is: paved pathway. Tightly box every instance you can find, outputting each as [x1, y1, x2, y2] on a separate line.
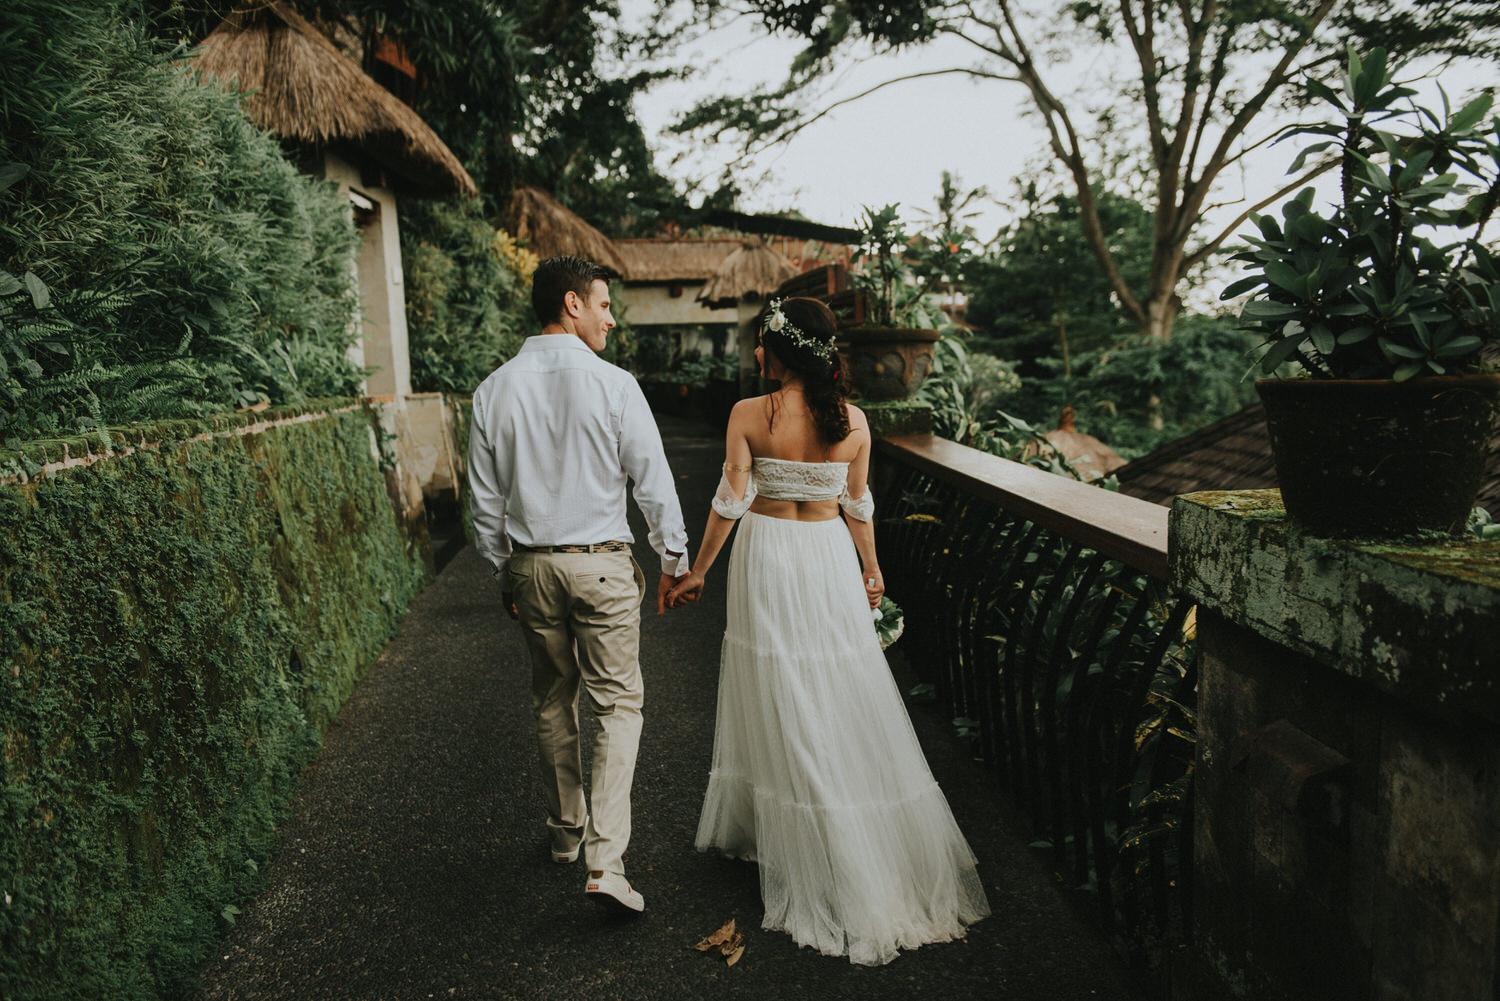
[192, 416, 1142, 1001]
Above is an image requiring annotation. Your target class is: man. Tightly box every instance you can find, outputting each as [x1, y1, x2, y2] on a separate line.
[468, 255, 689, 913]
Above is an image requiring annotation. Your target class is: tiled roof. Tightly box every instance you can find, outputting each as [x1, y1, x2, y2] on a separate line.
[1113, 404, 1278, 507]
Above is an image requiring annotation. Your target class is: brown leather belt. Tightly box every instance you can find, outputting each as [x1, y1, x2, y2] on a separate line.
[511, 540, 630, 554]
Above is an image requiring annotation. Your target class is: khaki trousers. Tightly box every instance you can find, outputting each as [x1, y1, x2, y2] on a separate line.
[509, 549, 646, 876]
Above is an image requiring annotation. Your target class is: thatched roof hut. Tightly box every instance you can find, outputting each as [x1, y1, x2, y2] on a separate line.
[697, 236, 799, 309]
[194, 2, 476, 196]
[505, 186, 628, 276]
[612, 238, 747, 284]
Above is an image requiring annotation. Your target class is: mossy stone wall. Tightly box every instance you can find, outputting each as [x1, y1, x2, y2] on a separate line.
[1170, 490, 1500, 1001]
[0, 402, 429, 1000]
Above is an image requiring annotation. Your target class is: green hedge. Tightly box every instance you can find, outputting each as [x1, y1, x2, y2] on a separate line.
[1, 0, 363, 441]
[0, 402, 429, 1000]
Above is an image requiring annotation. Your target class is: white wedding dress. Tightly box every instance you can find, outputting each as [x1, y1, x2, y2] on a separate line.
[696, 457, 990, 966]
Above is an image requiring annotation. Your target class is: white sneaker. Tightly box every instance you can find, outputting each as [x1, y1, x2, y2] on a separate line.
[551, 815, 587, 864]
[585, 870, 644, 913]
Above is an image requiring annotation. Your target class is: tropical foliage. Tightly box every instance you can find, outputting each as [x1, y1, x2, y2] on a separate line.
[966, 185, 1154, 374]
[400, 197, 537, 395]
[0, 0, 363, 443]
[919, 319, 1259, 464]
[1225, 48, 1500, 380]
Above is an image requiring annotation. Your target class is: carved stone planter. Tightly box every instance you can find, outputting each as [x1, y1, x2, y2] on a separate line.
[835, 326, 940, 401]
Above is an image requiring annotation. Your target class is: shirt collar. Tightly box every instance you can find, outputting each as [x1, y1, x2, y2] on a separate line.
[521, 333, 593, 354]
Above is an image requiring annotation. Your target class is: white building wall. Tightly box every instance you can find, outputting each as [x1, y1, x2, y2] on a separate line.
[322, 151, 411, 400]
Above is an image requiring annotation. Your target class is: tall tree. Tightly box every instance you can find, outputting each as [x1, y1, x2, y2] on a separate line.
[967, 183, 1153, 372]
[675, 0, 1500, 339]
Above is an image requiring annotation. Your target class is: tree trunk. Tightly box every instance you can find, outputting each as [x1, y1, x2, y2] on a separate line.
[1055, 298, 1072, 376]
[1142, 290, 1181, 341]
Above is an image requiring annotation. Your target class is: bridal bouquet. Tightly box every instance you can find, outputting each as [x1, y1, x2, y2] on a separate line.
[873, 596, 905, 650]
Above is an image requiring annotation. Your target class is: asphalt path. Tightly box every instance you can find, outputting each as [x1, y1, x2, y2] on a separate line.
[191, 414, 1141, 1001]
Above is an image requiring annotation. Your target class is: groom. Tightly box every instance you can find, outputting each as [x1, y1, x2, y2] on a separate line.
[467, 255, 690, 913]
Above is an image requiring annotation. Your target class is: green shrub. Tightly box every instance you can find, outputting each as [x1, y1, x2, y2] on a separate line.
[0, 0, 363, 441]
[0, 404, 427, 1000]
[993, 316, 1261, 459]
[400, 198, 533, 394]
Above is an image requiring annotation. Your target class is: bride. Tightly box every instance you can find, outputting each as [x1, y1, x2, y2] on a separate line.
[665, 297, 990, 966]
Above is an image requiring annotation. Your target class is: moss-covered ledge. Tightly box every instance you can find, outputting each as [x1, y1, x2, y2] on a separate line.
[1169, 489, 1500, 721]
[862, 399, 932, 438]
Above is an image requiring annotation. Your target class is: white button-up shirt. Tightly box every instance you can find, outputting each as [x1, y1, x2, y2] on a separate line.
[468, 334, 689, 582]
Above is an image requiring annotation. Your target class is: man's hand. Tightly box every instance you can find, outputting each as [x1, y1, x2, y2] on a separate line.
[501, 590, 519, 620]
[664, 570, 705, 611]
[656, 573, 683, 614]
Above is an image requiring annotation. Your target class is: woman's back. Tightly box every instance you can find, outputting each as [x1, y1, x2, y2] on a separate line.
[731, 391, 868, 521]
[742, 392, 864, 463]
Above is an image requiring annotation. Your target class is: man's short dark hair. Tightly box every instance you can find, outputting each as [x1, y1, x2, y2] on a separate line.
[532, 256, 615, 325]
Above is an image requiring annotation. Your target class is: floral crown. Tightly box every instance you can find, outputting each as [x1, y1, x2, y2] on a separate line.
[763, 298, 835, 360]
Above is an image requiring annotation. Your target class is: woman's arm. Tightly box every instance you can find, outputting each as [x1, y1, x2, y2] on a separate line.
[664, 400, 755, 609]
[842, 407, 883, 609]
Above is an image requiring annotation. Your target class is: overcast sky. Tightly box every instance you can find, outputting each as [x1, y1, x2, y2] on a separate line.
[618, 3, 1498, 258]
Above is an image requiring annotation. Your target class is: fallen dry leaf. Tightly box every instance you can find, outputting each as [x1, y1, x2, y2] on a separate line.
[725, 943, 745, 967]
[690, 918, 736, 952]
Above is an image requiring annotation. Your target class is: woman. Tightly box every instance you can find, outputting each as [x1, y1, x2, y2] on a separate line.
[666, 297, 990, 965]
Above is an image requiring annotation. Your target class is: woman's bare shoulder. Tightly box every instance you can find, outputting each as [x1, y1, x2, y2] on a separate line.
[728, 395, 769, 423]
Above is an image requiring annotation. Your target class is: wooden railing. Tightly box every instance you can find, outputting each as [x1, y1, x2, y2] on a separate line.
[875, 435, 1195, 966]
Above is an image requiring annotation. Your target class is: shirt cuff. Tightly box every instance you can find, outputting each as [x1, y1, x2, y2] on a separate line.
[661, 550, 690, 577]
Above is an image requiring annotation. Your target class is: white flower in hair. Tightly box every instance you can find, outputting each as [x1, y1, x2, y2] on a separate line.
[763, 298, 834, 359]
[768, 302, 786, 331]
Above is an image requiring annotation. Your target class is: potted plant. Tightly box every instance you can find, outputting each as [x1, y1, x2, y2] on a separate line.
[840, 204, 945, 401]
[1223, 47, 1500, 538]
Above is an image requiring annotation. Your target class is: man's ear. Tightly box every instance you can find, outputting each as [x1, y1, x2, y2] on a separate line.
[562, 289, 582, 318]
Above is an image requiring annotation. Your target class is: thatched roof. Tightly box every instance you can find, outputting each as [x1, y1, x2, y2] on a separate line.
[698, 236, 800, 309]
[612, 239, 746, 283]
[505, 186, 628, 276]
[194, 2, 476, 197]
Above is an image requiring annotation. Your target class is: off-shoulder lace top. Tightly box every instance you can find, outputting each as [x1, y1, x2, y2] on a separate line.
[712, 457, 875, 522]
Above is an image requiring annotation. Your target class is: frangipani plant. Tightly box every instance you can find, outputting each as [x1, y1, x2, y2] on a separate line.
[1224, 47, 1500, 381]
[852, 204, 944, 329]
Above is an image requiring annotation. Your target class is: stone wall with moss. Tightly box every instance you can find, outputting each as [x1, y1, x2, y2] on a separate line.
[0, 401, 429, 1000]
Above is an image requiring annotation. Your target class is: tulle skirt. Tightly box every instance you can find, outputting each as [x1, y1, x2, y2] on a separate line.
[696, 512, 991, 966]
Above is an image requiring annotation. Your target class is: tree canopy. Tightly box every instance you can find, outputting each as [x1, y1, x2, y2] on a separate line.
[675, 0, 1500, 338]
[967, 184, 1153, 373]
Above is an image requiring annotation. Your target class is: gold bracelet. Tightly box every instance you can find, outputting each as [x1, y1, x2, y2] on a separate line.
[724, 461, 752, 473]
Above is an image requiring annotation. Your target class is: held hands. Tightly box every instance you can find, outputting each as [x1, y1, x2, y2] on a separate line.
[501, 590, 520, 621]
[663, 570, 705, 612]
[658, 571, 701, 614]
[862, 568, 884, 609]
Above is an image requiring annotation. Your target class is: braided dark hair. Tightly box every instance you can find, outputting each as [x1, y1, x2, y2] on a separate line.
[759, 297, 850, 444]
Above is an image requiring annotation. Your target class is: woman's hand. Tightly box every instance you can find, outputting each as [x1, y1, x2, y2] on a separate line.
[862, 568, 884, 609]
[664, 570, 706, 610]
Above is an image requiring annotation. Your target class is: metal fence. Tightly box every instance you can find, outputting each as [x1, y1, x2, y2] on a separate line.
[875, 436, 1196, 965]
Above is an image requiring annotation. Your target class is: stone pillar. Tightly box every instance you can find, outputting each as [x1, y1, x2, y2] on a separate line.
[1169, 490, 1500, 1001]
